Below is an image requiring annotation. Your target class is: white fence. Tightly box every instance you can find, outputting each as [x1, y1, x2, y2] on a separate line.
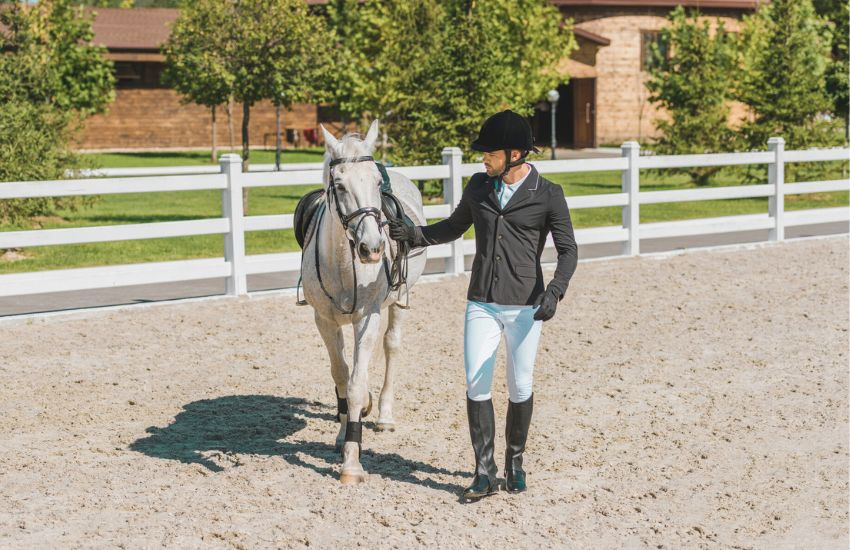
[0, 137, 847, 299]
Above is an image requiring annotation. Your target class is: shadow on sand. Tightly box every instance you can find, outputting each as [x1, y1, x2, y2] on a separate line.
[130, 394, 468, 495]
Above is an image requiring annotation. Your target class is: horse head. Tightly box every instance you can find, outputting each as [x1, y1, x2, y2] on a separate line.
[320, 120, 386, 264]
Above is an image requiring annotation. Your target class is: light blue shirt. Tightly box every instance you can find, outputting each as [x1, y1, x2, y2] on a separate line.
[496, 166, 531, 209]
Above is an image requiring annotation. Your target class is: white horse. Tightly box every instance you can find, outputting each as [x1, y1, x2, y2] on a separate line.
[301, 120, 427, 484]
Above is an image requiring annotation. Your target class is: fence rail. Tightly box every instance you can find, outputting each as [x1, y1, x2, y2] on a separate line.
[0, 138, 847, 300]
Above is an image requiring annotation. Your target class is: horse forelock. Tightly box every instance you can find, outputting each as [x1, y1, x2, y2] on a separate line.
[337, 133, 370, 160]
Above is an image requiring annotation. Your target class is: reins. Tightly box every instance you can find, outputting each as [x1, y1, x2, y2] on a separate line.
[297, 155, 411, 314]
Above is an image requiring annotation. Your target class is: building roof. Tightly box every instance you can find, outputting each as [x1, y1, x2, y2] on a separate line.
[76, 1, 758, 52]
[551, 0, 764, 8]
[86, 1, 340, 52]
[573, 27, 611, 46]
[89, 8, 177, 51]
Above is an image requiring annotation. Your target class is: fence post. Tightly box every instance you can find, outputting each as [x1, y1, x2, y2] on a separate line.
[442, 146, 464, 275]
[621, 141, 640, 256]
[220, 154, 248, 295]
[768, 137, 785, 242]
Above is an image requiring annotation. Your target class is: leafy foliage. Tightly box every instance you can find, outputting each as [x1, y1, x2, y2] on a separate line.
[646, 7, 738, 185]
[812, 0, 849, 138]
[737, 0, 842, 151]
[0, 1, 113, 223]
[0, 102, 97, 225]
[75, 1, 180, 7]
[162, 0, 333, 167]
[0, 1, 114, 116]
[326, 0, 576, 166]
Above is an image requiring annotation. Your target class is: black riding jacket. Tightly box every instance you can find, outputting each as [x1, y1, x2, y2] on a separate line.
[413, 165, 578, 306]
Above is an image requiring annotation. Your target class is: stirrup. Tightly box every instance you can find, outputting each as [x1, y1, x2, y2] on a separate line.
[395, 284, 411, 309]
[295, 275, 308, 306]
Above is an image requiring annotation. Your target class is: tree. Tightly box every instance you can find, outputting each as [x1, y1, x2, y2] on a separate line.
[326, 0, 576, 166]
[164, 0, 333, 170]
[645, 7, 738, 185]
[162, 1, 233, 162]
[737, 0, 842, 151]
[812, 0, 849, 140]
[0, 1, 114, 117]
[0, 1, 113, 223]
[76, 1, 181, 7]
[0, 102, 96, 225]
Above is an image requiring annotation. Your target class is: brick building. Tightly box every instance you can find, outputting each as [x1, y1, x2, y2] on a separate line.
[75, 1, 763, 151]
[76, 7, 319, 151]
[534, 0, 763, 148]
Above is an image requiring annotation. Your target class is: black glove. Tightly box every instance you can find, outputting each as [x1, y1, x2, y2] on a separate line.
[386, 218, 416, 243]
[533, 287, 560, 321]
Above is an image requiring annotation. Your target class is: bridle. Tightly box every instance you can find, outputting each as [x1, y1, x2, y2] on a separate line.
[327, 155, 384, 236]
[312, 155, 393, 315]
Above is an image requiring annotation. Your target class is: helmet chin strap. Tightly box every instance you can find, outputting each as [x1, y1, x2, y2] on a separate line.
[499, 149, 528, 185]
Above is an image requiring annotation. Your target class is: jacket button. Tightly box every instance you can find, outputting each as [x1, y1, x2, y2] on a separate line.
[497, 234, 503, 240]
[495, 255, 501, 261]
[494, 276, 499, 281]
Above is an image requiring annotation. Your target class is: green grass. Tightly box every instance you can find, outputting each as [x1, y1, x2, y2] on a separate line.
[88, 148, 325, 168]
[0, 151, 846, 274]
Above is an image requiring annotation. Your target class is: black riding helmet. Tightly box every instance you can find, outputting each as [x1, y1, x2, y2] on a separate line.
[471, 110, 539, 179]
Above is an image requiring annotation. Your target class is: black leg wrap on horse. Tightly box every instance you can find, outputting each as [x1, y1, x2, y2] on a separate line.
[335, 387, 348, 422]
[344, 421, 362, 445]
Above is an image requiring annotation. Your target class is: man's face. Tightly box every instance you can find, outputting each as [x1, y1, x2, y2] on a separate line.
[482, 150, 521, 177]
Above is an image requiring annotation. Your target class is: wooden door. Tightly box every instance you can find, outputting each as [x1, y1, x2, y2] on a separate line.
[572, 78, 596, 149]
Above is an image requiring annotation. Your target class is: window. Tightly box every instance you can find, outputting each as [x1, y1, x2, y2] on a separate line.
[114, 62, 142, 83]
[113, 62, 166, 89]
[641, 31, 668, 72]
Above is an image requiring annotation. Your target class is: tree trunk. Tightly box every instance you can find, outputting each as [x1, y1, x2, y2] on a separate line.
[241, 100, 250, 214]
[211, 105, 218, 164]
[241, 100, 250, 168]
[275, 104, 282, 171]
[227, 98, 235, 152]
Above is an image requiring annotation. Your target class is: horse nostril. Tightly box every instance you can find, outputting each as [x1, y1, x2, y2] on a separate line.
[358, 242, 370, 257]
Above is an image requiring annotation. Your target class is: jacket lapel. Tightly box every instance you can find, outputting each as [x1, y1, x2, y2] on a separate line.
[485, 177, 502, 212]
[502, 165, 540, 212]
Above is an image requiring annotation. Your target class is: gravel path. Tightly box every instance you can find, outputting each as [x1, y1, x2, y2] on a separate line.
[1, 236, 847, 548]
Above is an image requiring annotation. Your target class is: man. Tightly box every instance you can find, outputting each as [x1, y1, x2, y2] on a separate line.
[388, 110, 578, 499]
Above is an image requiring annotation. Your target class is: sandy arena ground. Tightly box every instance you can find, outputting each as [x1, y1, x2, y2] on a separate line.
[0, 236, 847, 549]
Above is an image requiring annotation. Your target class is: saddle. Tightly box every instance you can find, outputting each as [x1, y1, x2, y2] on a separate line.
[294, 188, 325, 249]
[293, 163, 414, 250]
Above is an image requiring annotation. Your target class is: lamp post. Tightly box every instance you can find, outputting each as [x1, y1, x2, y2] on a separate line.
[547, 89, 559, 160]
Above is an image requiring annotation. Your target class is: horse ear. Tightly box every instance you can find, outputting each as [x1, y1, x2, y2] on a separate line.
[363, 119, 379, 153]
[320, 124, 340, 155]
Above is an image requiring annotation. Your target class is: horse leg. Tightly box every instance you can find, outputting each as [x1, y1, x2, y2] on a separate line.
[314, 312, 350, 452]
[376, 303, 405, 431]
[340, 309, 381, 484]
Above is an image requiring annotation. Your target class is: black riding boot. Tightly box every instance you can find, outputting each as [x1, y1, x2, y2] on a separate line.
[504, 394, 533, 493]
[463, 397, 498, 500]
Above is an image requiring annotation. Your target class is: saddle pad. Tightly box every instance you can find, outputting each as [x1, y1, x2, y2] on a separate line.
[294, 188, 325, 249]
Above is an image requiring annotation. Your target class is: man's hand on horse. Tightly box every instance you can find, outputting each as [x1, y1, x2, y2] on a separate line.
[533, 287, 560, 322]
[386, 218, 415, 243]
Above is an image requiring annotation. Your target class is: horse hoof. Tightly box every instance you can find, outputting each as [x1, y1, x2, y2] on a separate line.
[340, 471, 367, 485]
[375, 422, 395, 432]
[361, 392, 373, 418]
